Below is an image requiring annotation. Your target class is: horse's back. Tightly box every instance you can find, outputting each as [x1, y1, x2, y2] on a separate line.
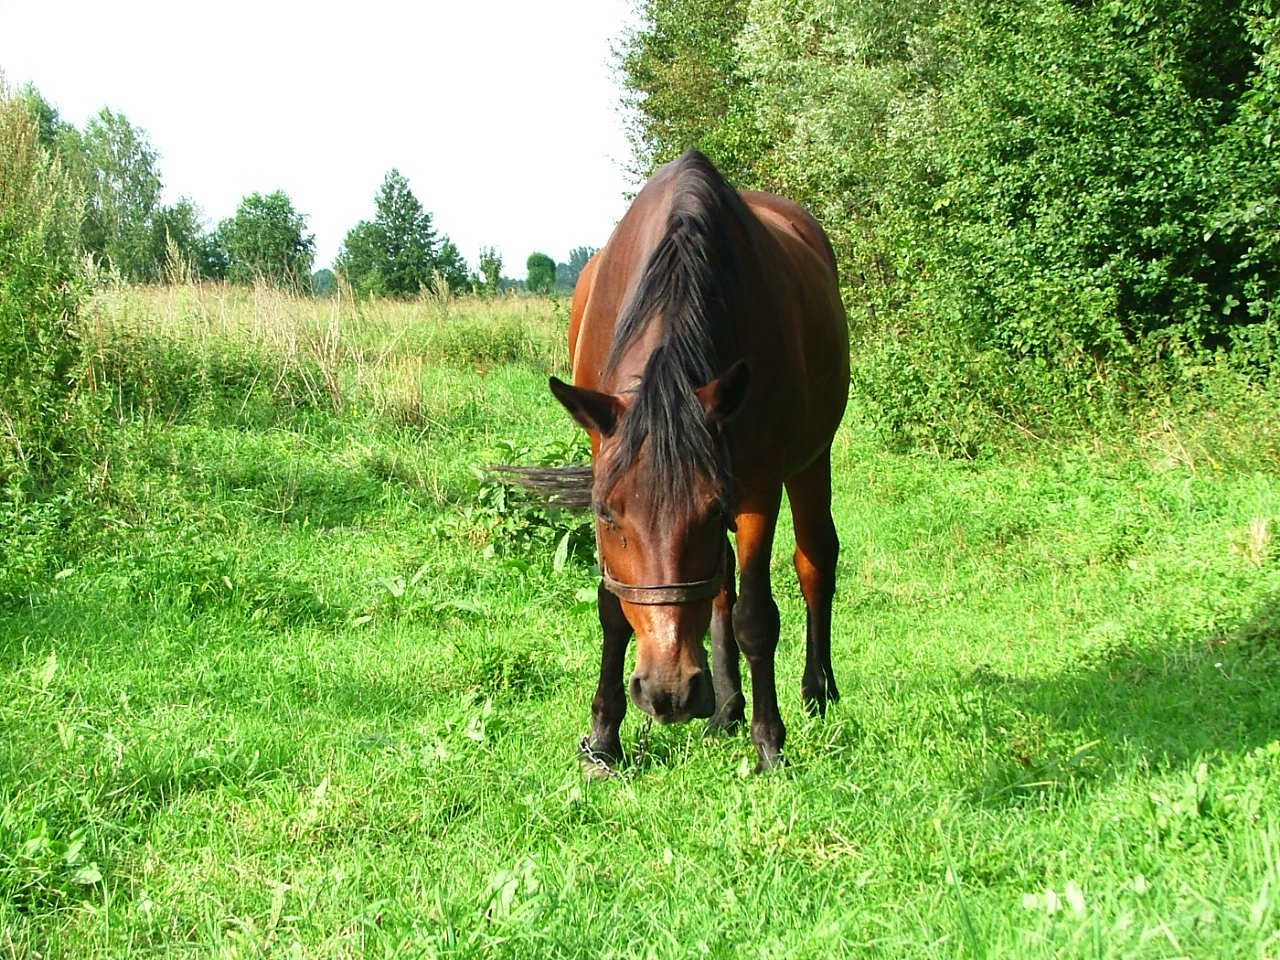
[742, 190, 839, 277]
[567, 250, 601, 371]
[567, 162, 848, 483]
[735, 192, 848, 482]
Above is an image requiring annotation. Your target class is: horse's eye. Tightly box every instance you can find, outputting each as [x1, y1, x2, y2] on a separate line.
[593, 503, 617, 526]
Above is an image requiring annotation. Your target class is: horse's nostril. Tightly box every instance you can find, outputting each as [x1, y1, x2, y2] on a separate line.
[689, 669, 715, 719]
[630, 669, 715, 723]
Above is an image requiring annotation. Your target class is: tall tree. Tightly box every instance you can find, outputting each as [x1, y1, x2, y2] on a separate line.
[434, 237, 470, 294]
[12, 88, 228, 285]
[478, 246, 503, 295]
[20, 85, 77, 155]
[312, 268, 337, 297]
[526, 252, 556, 294]
[616, 0, 762, 183]
[218, 190, 315, 290]
[79, 108, 164, 280]
[146, 197, 209, 281]
[336, 169, 471, 297]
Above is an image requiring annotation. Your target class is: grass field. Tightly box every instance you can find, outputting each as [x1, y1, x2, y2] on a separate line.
[3, 285, 1279, 958]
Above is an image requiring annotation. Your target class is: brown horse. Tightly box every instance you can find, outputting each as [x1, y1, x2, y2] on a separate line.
[550, 150, 848, 772]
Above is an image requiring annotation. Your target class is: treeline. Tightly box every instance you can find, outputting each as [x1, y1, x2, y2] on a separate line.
[15, 85, 592, 298]
[619, 0, 1279, 449]
[21, 88, 326, 289]
[0, 78, 595, 491]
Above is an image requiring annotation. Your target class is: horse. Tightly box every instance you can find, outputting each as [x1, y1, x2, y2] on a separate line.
[547, 150, 848, 773]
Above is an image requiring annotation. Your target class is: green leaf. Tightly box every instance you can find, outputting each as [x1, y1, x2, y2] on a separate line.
[71, 864, 103, 885]
[553, 530, 572, 573]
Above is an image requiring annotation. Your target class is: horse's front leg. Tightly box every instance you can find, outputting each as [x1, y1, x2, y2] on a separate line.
[582, 580, 633, 771]
[708, 535, 744, 733]
[732, 490, 785, 772]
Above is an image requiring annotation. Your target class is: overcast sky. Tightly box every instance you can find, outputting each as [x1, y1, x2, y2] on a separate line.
[0, 1, 639, 276]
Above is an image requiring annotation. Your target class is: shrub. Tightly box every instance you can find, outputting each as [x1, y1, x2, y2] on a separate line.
[0, 79, 91, 487]
[622, 0, 1280, 450]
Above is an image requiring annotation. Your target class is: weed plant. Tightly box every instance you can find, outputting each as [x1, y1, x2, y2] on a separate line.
[1, 284, 1279, 957]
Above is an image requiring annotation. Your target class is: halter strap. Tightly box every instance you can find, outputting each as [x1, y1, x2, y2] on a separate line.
[598, 536, 726, 606]
[600, 564, 723, 605]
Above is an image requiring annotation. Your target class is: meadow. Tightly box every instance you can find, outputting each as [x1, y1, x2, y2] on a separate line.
[2, 285, 1279, 958]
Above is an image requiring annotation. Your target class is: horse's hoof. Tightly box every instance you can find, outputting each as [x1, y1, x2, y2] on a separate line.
[705, 717, 743, 738]
[752, 751, 786, 774]
[581, 757, 617, 780]
[579, 739, 624, 780]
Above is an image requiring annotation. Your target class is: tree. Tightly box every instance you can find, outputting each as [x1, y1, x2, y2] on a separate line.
[334, 220, 386, 296]
[79, 108, 164, 280]
[146, 197, 210, 281]
[477, 247, 503, 295]
[618, 0, 1280, 451]
[218, 190, 315, 290]
[556, 246, 597, 290]
[526, 252, 556, 294]
[192, 227, 229, 281]
[312, 268, 337, 297]
[434, 237, 470, 294]
[616, 0, 763, 184]
[335, 169, 470, 297]
[20, 84, 77, 155]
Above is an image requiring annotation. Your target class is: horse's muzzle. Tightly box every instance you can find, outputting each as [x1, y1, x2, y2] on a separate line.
[629, 667, 715, 724]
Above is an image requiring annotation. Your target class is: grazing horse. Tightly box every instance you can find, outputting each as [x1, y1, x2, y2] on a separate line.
[550, 150, 848, 772]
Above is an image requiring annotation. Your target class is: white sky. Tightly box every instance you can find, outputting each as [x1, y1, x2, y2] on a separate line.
[0, 1, 639, 277]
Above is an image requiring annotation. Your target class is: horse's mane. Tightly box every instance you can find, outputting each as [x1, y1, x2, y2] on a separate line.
[598, 150, 754, 515]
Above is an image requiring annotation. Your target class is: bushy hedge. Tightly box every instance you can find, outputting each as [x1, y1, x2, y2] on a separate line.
[620, 0, 1280, 448]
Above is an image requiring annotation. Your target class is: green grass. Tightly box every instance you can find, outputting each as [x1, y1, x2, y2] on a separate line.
[2, 286, 1279, 957]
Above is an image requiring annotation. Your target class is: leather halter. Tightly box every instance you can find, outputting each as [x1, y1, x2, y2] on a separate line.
[594, 501, 733, 605]
[600, 561, 724, 605]
[598, 531, 726, 606]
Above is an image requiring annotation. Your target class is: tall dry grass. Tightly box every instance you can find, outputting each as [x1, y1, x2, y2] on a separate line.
[81, 281, 571, 425]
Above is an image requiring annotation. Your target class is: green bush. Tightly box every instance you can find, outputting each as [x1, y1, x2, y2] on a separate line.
[0, 80, 91, 486]
[621, 0, 1280, 450]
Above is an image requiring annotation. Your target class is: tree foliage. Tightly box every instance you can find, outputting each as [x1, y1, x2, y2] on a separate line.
[477, 247, 503, 295]
[336, 170, 468, 298]
[556, 246, 597, 291]
[78, 108, 164, 279]
[217, 190, 315, 291]
[312, 268, 337, 297]
[525, 252, 556, 294]
[619, 0, 1280, 447]
[616, 0, 762, 184]
[435, 237, 470, 295]
[18, 88, 218, 284]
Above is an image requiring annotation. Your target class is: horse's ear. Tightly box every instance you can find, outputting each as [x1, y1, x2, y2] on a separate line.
[549, 377, 624, 437]
[696, 360, 750, 425]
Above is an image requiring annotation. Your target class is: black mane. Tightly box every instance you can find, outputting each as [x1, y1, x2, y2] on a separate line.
[599, 150, 754, 515]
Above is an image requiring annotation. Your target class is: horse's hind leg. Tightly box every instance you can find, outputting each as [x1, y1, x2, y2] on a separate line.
[708, 536, 744, 733]
[583, 581, 633, 770]
[786, 447, 841, 716]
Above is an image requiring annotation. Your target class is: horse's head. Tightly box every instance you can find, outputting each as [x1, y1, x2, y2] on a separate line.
[550, 361, 749, 724]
